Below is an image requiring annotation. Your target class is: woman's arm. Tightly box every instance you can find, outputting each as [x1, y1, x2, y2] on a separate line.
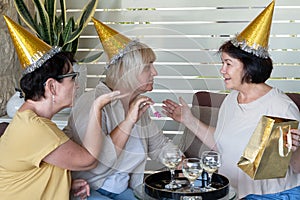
[43, 91, 124, 171]
[162, 97, 216, 150]
[109, 96, 153, 155]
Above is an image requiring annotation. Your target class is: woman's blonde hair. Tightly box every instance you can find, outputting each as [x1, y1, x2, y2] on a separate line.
[105, 42, 156, 91]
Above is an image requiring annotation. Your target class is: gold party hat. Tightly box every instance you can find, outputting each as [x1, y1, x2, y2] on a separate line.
[3, 15, 61, 75]
[92, 17, 138, 68]
[231, 1, 275, 58]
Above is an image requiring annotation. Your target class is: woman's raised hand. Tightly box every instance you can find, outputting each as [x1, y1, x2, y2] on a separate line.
[162, 97, 192, 124]
[93, 91, 128, 110]
[126, 96, 153, 124]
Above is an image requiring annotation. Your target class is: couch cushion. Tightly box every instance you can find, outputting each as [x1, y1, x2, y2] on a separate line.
[178, 106, 219, 158]
[0, 122, 9, 137]
[286, 93, 300, 111]
[192, 91, 227, 108]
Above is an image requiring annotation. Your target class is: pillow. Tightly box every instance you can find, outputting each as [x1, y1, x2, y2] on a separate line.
[0, 122, 9, 137]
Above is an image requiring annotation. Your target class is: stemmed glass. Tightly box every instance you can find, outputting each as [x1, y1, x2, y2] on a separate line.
[201, 151, 221, 189]
[161, 146, 182, 190]
[182, 158, 203, 192]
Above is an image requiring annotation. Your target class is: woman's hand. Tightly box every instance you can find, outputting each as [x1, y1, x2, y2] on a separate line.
[109, 95, 153, 154]
[290, 129, 300, 173]
[162, 97, 192, 124]
[291, 129, 300, 151]
[71, 179, 90, 200]
[126, 96, 153, 124]
[94, 91, 128, 110]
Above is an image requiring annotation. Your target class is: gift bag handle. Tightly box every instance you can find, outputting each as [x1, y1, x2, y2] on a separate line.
[278, 125, 292, 157]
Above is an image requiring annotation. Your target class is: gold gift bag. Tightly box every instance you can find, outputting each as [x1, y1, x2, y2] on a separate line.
[237, 115, 299, 180]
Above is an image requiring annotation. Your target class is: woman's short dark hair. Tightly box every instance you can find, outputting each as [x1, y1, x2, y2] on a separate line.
[20, 51, 75, 101]
[218, 41, 273, 84]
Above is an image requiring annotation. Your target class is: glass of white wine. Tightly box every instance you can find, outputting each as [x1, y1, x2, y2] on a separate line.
[161, 146, 182, 190]
[182, 158, 202, 192]
[201, 151, 221, 189]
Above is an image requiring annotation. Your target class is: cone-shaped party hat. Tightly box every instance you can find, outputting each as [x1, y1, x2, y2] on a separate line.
[92, 17, 138, 68]
[3, 15, 61, 75]
[231, 1, 275, 58]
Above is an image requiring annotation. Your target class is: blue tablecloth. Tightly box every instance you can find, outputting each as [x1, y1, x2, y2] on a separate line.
[242, 186, 300, 200]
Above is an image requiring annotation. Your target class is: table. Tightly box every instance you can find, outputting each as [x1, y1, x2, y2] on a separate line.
[134, 184, 237, 200]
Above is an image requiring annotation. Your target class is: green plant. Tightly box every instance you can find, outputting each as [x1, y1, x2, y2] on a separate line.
[14, 0, 102, 62]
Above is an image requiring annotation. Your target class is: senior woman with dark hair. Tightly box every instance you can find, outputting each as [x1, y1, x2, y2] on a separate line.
[0, 16, 122, 200]
[64, 18, 181, 200]
[162, 2, 300, 198]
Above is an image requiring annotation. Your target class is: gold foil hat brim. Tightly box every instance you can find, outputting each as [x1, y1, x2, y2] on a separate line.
[231, 1, 275, 58]
[4, 15, 61, 75]
[92, 17, 137, 68]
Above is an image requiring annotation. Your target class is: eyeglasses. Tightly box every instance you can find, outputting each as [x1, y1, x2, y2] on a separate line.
[43, 72, 80, 87]
[56, 72, 79, 81]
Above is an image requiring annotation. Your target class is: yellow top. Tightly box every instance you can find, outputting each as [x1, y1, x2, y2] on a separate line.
[0, 110, 71, 199]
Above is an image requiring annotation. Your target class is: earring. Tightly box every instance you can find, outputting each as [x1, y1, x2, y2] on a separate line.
[52, 95, 55, 103]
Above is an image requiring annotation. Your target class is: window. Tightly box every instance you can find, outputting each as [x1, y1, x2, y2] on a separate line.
[66, 0, 300, 136]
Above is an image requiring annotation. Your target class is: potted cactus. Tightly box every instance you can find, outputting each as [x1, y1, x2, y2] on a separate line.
[13, 0, 101, 62]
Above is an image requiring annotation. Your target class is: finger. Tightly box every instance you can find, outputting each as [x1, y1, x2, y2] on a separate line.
[111, 92, 129, 101]
[161, 110, 173, 118]
[163, 99, 178, 107]
[86, 184, 90, 196]
[292, 134, 300, 142]
[168, 100, 179, 108]
[107, 90, 121, 97]
[97, 92, 129, 107]
[179, 97, 188, 107]
[290, 135, 300, 151]
[140, 103, 150, 113]
[74, 187, 86, 197]
[71, 179, 87, 189]
[161, 106, 173, 114]
[137, 97, 152, 108]
[163, 99, 174, 104]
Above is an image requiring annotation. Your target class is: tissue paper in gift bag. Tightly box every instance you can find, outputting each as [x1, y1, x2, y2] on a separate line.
[237, 115, 299, 180]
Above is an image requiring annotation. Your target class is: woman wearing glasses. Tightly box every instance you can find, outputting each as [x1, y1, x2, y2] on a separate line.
[0, 16, 123, 200]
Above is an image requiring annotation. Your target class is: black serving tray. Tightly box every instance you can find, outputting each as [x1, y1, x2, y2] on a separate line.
[144, 170, 229, 200]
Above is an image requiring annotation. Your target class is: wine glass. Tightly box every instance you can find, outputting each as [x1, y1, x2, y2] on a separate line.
[161, 146, 182, 190]
[182, 158, 203, 192]
[201, 151, 221, 189]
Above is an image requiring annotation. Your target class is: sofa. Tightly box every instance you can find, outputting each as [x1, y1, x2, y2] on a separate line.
[178, 91, 300, 158]
[0, 122, 9, 137]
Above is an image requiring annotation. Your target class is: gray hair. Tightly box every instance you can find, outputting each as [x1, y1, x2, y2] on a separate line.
[105, 42, 156, 91]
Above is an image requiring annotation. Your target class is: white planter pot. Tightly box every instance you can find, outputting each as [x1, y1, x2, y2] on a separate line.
[6, 90, 25, 118]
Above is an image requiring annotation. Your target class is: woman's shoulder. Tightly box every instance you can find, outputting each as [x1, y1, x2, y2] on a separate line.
[95, 81, 112, 95]
[269, 88, 294, 103]
[75, 82, 111, 102]
[15, 110, 52, 126]
[223, 90, 238, 103]
[12, 110, 63, 137]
